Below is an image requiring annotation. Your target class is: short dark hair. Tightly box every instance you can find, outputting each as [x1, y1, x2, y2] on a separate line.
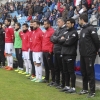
[33, 20, 40, 25]
[57, 17, 65, 22]
[30, 19, 34, 23]
[79, 13, 88, 23]
[22, 23, 29, 28]
[67, 18, 75, 25]
[44, 20, 51, 25]
[15, 22, 21, 28]
[5, 18, 11, 24]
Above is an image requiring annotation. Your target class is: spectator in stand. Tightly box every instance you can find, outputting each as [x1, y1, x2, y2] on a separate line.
[66, 0, 74, 11]
[45, 8, 51, 19]
[88, 4, 97, 14]
[67, 6, 74, 19]
[97, 6, 100, 26]
[42, 3, 48, 14]
[26, 13, 32, 22]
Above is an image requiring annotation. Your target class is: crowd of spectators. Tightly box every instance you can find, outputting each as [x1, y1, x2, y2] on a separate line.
[0, 0, 100, 28]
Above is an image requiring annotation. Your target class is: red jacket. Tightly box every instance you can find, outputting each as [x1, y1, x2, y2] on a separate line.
[31, 28, 43, 52]
[29, 30, 34, 51]
[27, 15, 32, 21]
[42, 27, 54, 53]
[57, 2, 64, 14]
[5, 26, 14, 43]
[21, 30, 30, 51]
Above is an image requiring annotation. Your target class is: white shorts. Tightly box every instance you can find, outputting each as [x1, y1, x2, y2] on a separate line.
[5, 43, 13, 54]
[22, 51, 30, 60]
[33, 52, 43, 64]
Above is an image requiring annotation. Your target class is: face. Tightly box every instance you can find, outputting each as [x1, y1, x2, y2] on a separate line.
[57, 19, 64, 28]
[22, 25, 28, 31]
[33, 22, 39, 30]
[66, 21, 74, 29]
[15, 24, 20, 30]
[44, 22, 50, 30]
[5, 20, 10, 26]
[79, 18, 83, 26]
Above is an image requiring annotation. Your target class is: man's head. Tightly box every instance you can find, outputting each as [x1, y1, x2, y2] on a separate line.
[15, 22, 21, 30]
[32, 20, 40, 30]
[22, 23, 29, 32]
[44, 20, 51, 30]
[79, 14, 88, 26]
[66, 18, 75, 29]
[30, 19, 34, 31]
[57, 17, 65, 28]
[5, 18, 11, 26]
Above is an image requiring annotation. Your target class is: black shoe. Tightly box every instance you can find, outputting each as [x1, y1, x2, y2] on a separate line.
[47, 81, 55, 86]
[79, 90, 88, 95]
[87, 92, 95, 98]
[52, 83, 60, 87]
[56, 85, 65, 89]
[39, 79, 49, 83]
[65, 88, 76, 94]
[60, 87, 70, 92]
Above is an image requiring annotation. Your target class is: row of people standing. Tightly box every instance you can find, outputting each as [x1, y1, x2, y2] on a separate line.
[0, 13, 99, 98]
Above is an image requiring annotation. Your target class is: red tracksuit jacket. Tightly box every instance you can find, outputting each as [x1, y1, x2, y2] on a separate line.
[31, 28, 43, 52]
[21, 30, 30, 51]
[5, 26, 14, 43]
[42, 27, 54, 53]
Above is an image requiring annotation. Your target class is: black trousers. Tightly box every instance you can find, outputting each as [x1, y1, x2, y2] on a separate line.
[54, 53, 65, 86]
[0, 47, 5, 66]
[30, 51, 35, 75]
[15, 48, 23, 68]
[62, 56, 76, 88]
[43, 52, 55, 82]
[80, 56, 96, 93]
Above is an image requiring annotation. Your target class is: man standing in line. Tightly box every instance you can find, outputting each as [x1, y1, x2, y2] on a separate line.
[4, 18, 14, 71]
[79, 13, 100, 98]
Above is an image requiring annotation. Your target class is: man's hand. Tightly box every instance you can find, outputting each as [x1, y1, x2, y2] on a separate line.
[61, 36, 65, 40]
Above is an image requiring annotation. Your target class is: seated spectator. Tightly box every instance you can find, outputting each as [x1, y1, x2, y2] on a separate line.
[49, 0, 55, 12]
[27, 14, 32, 22]
[67, 6, 74, 19]
[72, 9, 79, 29]
[97, 6, 100, 26]
[90, 14, 98, 26]
[88, 4, 97, 14]
[44, 8, 51, 19]
[42, 3, 48, 13]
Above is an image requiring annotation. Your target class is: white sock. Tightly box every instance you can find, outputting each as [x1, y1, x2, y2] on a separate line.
[72, 87, 75, 90]
[7, 56, 10, 66]
[24, 60, 28, 74]
[28, 60, 32, 74]
[9, 56, 13, 68]
[35, 65, 39, 79]
[37, 65, 42, 80]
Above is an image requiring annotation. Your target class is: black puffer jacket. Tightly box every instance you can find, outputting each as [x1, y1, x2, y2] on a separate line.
[58, 28, 78, 56]
[51, 26, 67, 54]
[79, 24, 100, 57]
[0, 28, 5, 47]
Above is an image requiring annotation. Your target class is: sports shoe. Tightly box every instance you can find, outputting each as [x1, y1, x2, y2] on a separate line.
[56, 85, 65, 89]
[39, 79, 49, 83]
[5, 66, 10, 69]
[18, 70, 24, 74]
[60, 87, 70, 92]
[47, 81, 55, 86]
[26, 74, 31, 77]
[42, 76, 45, 79]
[31, 78, 38, 82]
[79, 90, 88, 95]
[15, 69, 19, 72]
[87, 92, 95, 98]
[6, 67, 13, 71]
[65, 88, 76, 93]
[21, 72, 28, 75]
[52, 83, 60, 87]
[35, 79, 43, 83]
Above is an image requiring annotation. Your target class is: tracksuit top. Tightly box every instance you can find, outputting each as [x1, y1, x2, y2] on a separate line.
[5, 26, 14, 43]
[14, 30, 22, 48]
